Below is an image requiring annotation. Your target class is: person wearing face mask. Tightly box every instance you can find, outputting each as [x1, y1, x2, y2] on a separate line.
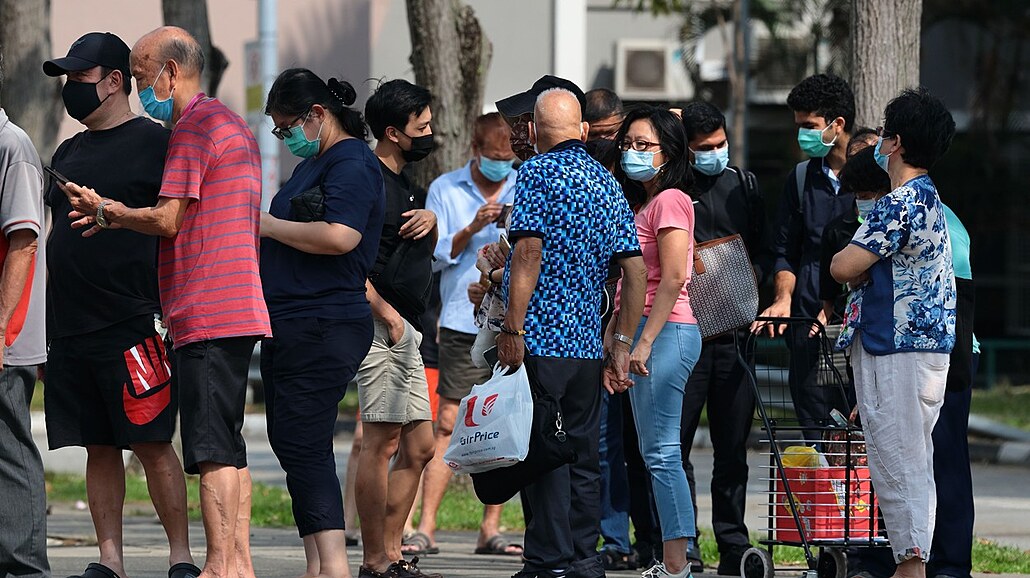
[40, 32, 199, 578]
[758, 73, 857, 443]
[817, 130, 886, 332]
[354, 78, 440, 578]
[61, 26, 271, 578]
[405, 112, 520, 558]
[258, 68, 383, 578]
[831, 87, 957, 578]
[609, 106, 699, 578]
[676, 101, 766, 576]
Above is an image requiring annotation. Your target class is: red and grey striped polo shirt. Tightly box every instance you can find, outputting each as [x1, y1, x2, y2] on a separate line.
[158, 94, 270, 347]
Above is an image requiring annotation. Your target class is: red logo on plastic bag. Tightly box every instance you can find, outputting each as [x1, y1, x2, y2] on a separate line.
[465, 396, 481, 427]
[482, 394, 499, 417]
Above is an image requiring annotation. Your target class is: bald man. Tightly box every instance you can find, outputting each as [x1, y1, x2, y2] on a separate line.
[496, 86, 647, 578]
[62, 26, 270, 578]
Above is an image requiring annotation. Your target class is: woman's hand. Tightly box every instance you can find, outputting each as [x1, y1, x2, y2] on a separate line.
[467, 282, 487, 308]
[628, 340, 651, 376]
[477, 243, 506, 275]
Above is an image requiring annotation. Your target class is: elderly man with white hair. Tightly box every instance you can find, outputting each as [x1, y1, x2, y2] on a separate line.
[495, 80, 647, 578]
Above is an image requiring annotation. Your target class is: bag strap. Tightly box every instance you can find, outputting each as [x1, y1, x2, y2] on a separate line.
[794, 160, 809, 210]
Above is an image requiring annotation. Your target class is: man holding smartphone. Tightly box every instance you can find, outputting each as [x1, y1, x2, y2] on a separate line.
[41, 32, 199, 578]
[410, 113, 519, 556]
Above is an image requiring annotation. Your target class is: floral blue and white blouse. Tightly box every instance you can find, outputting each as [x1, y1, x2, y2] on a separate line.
[836, 175, 956, 355]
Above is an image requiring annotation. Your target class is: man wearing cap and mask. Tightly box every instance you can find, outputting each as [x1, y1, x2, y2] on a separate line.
[0, 42, 50, 578]
[494, 78, 647, 578]
[41, 31, 198, 578]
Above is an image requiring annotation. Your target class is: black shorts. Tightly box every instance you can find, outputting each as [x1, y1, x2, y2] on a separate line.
[174, 336, 258, 475]
[45, 314, 176, 449]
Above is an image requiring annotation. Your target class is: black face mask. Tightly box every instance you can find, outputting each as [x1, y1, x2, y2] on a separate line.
[398, 130, 436, 163]
[62, 77, 113, 122]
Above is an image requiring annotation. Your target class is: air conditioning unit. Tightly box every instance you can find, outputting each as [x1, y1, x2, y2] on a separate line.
[615, 39, 694, 101]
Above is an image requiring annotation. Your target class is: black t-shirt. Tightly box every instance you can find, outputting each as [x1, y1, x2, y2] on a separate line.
[371, 160, 433, 330]
[818, 211, 861, 321]
[691, 166, 768, 282]
[46, 117, 170, 338]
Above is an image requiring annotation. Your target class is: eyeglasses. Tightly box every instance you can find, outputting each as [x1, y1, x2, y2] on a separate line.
[875, 126, 896, 139]
[619, 139, 662, 152]
[271, 111, 309, 140]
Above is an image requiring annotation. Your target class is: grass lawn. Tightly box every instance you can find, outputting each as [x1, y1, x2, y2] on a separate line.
[970, 385, 1030, 431]
[46, 473, 1030, 573]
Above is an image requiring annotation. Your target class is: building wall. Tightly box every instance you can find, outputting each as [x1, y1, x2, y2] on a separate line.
[369, 0, 681, 110]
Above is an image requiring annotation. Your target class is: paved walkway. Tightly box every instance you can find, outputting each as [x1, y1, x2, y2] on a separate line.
[36, 415, 1030, 577]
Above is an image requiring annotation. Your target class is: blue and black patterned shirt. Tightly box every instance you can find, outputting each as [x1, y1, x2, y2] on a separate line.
[503, 140, 640, 359]
[836, 175, 956, 355]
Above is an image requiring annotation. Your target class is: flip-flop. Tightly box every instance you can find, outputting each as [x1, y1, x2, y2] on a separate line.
[474, 535, 524, 556]
[168, 562, 202, 578]
[401, 531, 439, 556]
[69, 563, 119, 578]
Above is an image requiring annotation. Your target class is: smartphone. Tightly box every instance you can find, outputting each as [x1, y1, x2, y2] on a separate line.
[498, 232, 511, 254]
[44, 165, 69, 185]
[829, 408, 849, 428]
[495, 203, 513, 228]
[483, 345, 499, 368]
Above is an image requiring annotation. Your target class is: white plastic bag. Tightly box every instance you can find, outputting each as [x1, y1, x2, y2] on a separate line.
[443, 364, 533, 474]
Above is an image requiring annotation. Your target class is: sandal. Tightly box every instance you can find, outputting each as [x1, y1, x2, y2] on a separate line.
[168, 562, 202, 578]
[474, 534, 524, 556]
[70, 563, 119, 578]
[601, 548, 638, 570]
[401, 531, 439, 556]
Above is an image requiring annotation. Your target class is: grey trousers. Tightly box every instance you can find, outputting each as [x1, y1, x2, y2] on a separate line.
[0, 365, 50, 578]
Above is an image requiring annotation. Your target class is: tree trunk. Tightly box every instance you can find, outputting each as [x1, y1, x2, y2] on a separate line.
[730, 0, 748, 168]
[162, 0, 229, 97]
[851, 0, 922, 128]
[405, 0, 492, 191]
[0, 0, 64, 160]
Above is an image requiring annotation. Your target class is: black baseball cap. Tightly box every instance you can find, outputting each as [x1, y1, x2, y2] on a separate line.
[43, 32, 130, 77]
[496, 75, 587, 118]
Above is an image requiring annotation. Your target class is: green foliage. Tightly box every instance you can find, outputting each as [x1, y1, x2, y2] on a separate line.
[971, 385, 1030, 431]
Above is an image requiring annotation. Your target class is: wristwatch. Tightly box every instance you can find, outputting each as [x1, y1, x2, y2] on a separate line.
[96, 200, 110, 229]
[613, 332, 633, 347]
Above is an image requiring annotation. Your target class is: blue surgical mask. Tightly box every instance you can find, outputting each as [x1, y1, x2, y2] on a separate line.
[873, 136, 894, 173]
[283, 116, 322, 158]
[856, 198, 877, 220]
[692, 145, 729, 176]
[797, 125, 837, 158]
[138, 62, 174, 121]
[621, 150, 664, 182]
[478, 155, 514, 182]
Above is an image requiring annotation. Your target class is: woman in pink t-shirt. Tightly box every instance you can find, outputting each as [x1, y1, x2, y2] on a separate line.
[608, 106, 701, 578]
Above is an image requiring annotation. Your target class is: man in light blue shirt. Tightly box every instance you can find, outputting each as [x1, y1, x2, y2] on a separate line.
[408, 112, 521, 556]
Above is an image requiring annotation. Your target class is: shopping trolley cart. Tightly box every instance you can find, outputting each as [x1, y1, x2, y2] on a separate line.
[739, 317, 890, 578]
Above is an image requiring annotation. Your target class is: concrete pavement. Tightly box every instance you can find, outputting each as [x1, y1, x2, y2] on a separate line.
[35, 412, 1030, 577]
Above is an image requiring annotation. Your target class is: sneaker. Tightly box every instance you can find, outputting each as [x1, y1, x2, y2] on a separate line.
[358, 567, 389, 578]
[641, 562, 693, 578]
[387, 557, 443, 578]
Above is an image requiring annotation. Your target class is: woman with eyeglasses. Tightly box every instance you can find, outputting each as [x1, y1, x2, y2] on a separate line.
[607, 105, 700, 578]
[258, 67, 385, 578]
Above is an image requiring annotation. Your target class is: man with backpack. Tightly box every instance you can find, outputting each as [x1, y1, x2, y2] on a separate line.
[679, 101, 766, 575]
[757, 73, 855, 441]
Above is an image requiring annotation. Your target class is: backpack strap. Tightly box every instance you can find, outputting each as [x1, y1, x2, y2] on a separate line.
[794, 159, 810, 209]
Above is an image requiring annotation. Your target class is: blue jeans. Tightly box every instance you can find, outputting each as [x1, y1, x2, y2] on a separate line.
[599, 390, 632, 553]
[628, 319, 702, 542]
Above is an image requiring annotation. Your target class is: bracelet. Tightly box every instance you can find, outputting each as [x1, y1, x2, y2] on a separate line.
[612, 332, 633, 346]
[488, 267, 501, 284]
[500, 325, 527, 337]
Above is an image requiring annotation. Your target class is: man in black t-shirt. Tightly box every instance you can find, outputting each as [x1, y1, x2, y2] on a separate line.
[41, 32, 198, 578]
[355, 79, 440, 578]
[679, 102, 766, 575]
